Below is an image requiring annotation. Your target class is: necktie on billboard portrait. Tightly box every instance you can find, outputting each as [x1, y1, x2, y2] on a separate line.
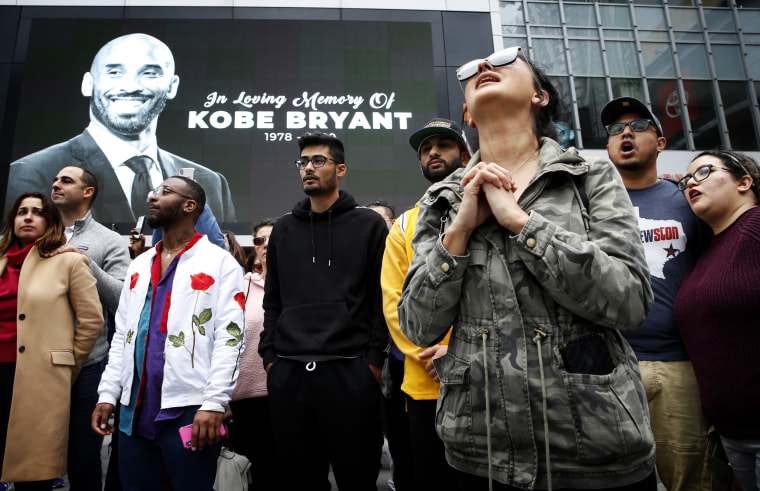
[123, 155, 153, 218]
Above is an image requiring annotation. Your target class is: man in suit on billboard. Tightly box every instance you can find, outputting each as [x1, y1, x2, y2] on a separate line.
[4, 33, 236, 226]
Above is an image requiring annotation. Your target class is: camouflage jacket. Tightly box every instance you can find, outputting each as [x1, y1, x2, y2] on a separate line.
[398, 138, 655, 489]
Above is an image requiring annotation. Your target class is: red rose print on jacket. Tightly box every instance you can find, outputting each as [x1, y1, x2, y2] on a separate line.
[168, 272, 216, 368]
[234, 292, 245, 311]
[190, 272, 215, 291]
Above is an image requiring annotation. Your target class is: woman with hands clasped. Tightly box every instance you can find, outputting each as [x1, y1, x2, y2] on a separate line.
[398, 47, 656, 490]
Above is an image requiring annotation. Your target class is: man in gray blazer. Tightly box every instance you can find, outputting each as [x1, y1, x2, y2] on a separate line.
[5, 33, 236, 227]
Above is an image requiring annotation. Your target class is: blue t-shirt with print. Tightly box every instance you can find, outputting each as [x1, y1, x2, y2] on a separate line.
[624, 179, 706, 361]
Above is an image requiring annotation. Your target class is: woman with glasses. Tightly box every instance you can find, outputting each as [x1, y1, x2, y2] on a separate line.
[227, 217, 278, 490]
[0, 192, 102, 489]
[674, 150, 760, 491]
[398, 47, 655, 490]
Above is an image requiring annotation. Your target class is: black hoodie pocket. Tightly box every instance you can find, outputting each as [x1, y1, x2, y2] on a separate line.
[275, 302, 356, 355]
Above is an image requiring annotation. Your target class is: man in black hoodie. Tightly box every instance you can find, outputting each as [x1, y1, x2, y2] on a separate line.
[260, 131, 390, 490]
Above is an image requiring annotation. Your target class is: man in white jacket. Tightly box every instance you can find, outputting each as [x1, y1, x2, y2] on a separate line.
[92, 176, 245, 491]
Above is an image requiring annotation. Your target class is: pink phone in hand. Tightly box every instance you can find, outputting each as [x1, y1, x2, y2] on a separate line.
[179, 423, 226, 449]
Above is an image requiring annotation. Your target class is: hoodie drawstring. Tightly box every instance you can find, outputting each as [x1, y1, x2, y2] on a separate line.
[481, 329, 493, 491]
[533, 328, 552, 491]
[309, 212, 316, 264]
[328, 210, 332, 267]
[308, 210, 333, 267]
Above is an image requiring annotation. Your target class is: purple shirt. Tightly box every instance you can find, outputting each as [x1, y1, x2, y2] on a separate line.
[133, 234, 202, 439]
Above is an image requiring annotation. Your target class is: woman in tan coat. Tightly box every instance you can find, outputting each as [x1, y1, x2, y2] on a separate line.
[0, 191, 103, 490]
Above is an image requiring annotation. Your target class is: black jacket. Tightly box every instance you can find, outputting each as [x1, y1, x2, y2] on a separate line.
[260, 191, 390, 368]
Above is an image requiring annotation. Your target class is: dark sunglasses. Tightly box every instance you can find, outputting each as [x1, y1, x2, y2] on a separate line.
[456, 46, 523, 82]
[605, 119, 654, 136]
[253, 236, 268, 246]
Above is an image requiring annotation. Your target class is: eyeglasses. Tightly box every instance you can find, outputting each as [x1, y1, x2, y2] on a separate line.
[676, 164, 733, 191]
[253, 236, 269, 246]
[456, 46, 522, 82]
[149, 185, 193, 201]
[605, 119, 654, 136]
[294, 156, 341, 170]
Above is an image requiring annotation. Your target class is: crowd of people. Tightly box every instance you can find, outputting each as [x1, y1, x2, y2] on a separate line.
[0, 35, 758, 491]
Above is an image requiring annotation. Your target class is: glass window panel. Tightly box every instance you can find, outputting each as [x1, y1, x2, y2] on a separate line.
[745, 34, 760, 43]
[532, 27, 563, 36]
[528, 2, 561, 26]
[642, 42, 676, 77]
[500, 1, 525, 25]
[668, 0, 695, 6]
[600, 5, 632, 28]
[712, 45, 746, 79]
[670, 8, 701, 31]
[502, 25, 527, 35]
[673, 32, 704, 41]
[709, 33, 739, 43]
[611, 78, 646, 100]
[687, 80, 721, 150]
[570, 40, 604, 76]
[638, 30, 670, 42]
[676, 43, 710, 79]
[719, 81, 758, 150]
[502, 36, 527, 49]
[574, 77, 609, 149]
[607, 41, 641, 77]
[604, 29, 635, 40]
[635, 7, 667, 30]
[738, 10, 760, 33]
[533, 38, 568, 75]
[749, 43, 760, 79]
[704, 9, 736, 31]
[551, 75, 573, 107]
[565, 5, 596, 27]
[633, 0, 662, 5]
[648, 79, 687, 149]
[567, 28, 598, 38]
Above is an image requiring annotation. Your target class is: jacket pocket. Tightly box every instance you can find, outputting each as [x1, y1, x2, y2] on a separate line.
[434, 353, 478, 457]
[50, 350, 75, 366]
[561, 361, 653, 464]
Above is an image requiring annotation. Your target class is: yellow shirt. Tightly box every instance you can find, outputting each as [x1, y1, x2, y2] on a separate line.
[381, 205, 451, 400]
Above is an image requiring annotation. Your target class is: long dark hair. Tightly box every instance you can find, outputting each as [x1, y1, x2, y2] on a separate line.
[0, 192, 66, 256]
[223, 230, 247, 269]
[517, 51, 566, 142]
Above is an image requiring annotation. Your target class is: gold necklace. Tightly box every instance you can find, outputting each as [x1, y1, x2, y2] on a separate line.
[163, 242, 187, 258]
[509, 148, 540, 173]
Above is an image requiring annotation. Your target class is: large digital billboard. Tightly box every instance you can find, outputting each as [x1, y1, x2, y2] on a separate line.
[3, 15, 448, 233]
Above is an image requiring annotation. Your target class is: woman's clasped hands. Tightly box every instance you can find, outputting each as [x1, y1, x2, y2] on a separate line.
[459, 162, 529, 235]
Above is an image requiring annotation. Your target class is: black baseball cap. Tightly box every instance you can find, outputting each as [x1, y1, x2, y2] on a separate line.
[409, 118, 466, 153]
[600, 97, 664, 137]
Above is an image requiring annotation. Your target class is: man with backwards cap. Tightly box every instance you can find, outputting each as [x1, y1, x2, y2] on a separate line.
[381, 118, 470, 491]
[601, 97, 733, 490]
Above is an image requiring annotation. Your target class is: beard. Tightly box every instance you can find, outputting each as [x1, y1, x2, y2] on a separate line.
[422, 155, 462, 183]
[146, 199, 183, 229]
[90, 92, 168, 136]
[614, 159, 648, 174]
[303, 170, 338, 197]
